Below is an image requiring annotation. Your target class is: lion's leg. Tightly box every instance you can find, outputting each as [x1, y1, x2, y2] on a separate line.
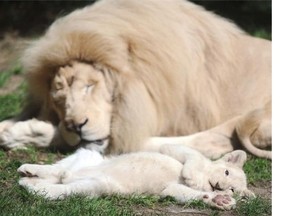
[159, 144, 207, 163]
[236, 101, 272, 159]
[145, 103, 272, 159]
[19, 177, 95, 200]
[144, 117, 240, 159]
[161, 183, 236, 210]
[0, 119, 57, 150]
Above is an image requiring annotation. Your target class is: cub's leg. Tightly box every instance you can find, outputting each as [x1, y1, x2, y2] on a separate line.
[161, 183, 236, 210]
[17, 164, 63, 183]
[17, 148, 104, 180]
[20, 175, 125, 200]
[0, 119, 56, 149]
[18, 178, 92, 199]
[236, 101, 271, 159]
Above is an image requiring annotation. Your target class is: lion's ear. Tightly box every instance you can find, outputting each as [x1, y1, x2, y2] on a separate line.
[220, 150, 247, 168]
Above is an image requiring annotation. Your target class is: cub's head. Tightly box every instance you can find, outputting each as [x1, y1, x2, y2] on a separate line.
[50, 61, 114, 151]
[182, 150, 254, 198]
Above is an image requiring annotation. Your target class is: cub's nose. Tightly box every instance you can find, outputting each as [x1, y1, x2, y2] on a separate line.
[64, 118, 88, 134]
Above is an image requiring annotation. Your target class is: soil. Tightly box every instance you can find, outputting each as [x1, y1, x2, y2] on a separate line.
[0, 33, 26, 95]
[0, 33, 271, 215]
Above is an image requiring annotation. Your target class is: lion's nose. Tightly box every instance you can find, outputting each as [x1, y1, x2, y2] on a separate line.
[64, 118, 88, 134]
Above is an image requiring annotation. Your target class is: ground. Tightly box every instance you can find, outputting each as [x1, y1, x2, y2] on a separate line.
[0, 34, 271, 216]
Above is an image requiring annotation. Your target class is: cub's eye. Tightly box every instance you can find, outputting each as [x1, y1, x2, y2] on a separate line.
[225, 170, 229, 176]
[230, 188, 235, 193]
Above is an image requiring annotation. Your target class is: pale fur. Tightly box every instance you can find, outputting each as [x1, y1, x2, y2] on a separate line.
[18, 145, 254, 210]
[0, 0, 271, 158]
[236, 101, 272, 159]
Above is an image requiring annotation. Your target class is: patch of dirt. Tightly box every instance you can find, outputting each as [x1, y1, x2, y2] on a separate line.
[0, 33, 29, 95]
[134, 205, 211, 216]
[249, 181, 272, 201]
[0, 33, 28, 71]
[0, 75, 24, 96]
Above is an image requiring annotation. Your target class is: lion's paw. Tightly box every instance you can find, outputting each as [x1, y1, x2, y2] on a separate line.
[0, 120, 14, 133]
[19, 177, 42, 188]
[17, 164, 41, 178]
[19, 177, 65, 200]
[0, 130, 27, 150]
[203, 193, 236, 210]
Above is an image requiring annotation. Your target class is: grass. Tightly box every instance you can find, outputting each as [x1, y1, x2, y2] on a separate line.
[0, 64, 22, 88]
[0, 30, 271, 215]
[251, 29, 271, 40]
[236, 197, 272, 216]
[244, 156, 272, 184]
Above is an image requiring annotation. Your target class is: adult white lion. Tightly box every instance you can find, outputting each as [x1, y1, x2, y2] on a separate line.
[0, 0, 271, 159]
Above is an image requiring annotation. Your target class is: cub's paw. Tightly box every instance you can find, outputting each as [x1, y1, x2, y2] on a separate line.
[203, 193, 236, 210]
[19, 178, 65, 200]
[17, 164, 40, 178]
[19, 177, 42, 188]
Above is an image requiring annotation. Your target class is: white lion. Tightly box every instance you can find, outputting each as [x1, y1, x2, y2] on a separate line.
[0, 0, 271, 159]
[18, 145, 254, 210]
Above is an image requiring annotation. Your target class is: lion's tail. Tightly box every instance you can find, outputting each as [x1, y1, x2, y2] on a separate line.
[236, 105, 272, 160]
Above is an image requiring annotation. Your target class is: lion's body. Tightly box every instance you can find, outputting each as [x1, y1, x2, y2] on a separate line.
[18, 146, 253, 210]
[0, 0, 271, 159]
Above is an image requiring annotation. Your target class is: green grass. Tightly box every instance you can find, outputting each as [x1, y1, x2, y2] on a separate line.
[0, 83, 26, 121]
[251, 29, 271, 40]
[244, 156, 272, 184]
[236, 197, 272, 216]
[0, 64, 26, 121]
[0, 64, 22, 88]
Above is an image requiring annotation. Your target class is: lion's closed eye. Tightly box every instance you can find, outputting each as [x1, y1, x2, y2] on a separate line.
[85, 83, 97, 94]
[54, 82, 64, 91]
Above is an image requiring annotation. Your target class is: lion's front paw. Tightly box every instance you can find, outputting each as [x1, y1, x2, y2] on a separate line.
[203, 193, 236, 210]
[0, 120, 14, 133]
[0, 130, 27, 150]
[19, 177, 42, 188]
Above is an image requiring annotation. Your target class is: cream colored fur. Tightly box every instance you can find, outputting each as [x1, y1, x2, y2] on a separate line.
[0, 0, 271, 159]
[236, 101, 271, 159]
[18, 145, 254, 210]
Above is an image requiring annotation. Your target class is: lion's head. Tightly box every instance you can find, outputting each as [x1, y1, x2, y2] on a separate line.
[182, 150, 255, 198]
[50, 61, 114, 150]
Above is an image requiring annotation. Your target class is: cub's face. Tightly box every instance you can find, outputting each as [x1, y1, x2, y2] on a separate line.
[50, 61, 113, 149]
[205, 163, 248, 194]
[182, 150, 254, 198]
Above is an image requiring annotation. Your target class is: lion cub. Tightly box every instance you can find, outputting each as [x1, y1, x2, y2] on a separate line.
[18, 145, 254, 210]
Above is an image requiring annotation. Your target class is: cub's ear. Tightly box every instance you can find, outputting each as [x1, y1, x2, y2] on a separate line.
[220, 150, 247, 168]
